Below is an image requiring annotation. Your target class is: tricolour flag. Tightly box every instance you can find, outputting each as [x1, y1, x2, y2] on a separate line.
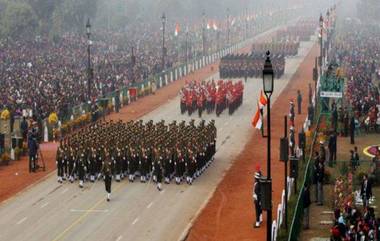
[174, 23, 180, 36]
[213, 21, 218, 30]
[259, 90, 267, 109]
[252, 103, 262, 129]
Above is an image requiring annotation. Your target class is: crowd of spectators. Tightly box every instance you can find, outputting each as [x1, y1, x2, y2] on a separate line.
[331, 204, 378, 240]
[0, 6, 302, 124]
[0, 17, 257, 122]
[329, 20, 380, 132]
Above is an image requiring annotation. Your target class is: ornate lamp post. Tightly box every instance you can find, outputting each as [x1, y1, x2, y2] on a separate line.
[262, 51, 274, 241]
[227, 8, 230, 47]
[86, 18, 93, 102]
[319, 14, 324, 76]
[161, 13, 166, 71]
[202, 11, 206, 56]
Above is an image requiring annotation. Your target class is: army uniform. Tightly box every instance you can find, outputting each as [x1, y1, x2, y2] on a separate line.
[102, 154, 113, 201]
[57, 119, 217, 189]
[128, 147, 138, 182]
[56, 144, 65, 183]
[77, 148, 87, 188]
[139, 147, 149, 183]
[153, 149, 163, 191]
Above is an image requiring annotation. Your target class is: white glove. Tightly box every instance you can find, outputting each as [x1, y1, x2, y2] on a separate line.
[253, 194, 258, 201]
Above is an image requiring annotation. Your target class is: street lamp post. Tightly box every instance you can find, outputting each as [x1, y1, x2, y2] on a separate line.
[245, 8, 249, 40]
[319, 14, 323, 76]
[131, 46, 136, 84]
[326, 9, 330, 59]
[202, 11, 206, 56]
[262, 51, 274, 241]
[185, 28, 189, 65]
[161, 13, 166, 71]
[86, 18, 93, 102]
[227, 8, 230, 47]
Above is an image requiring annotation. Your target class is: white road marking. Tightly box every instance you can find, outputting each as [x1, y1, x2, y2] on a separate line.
[147, 202, 154, 209]
[40, 202, 49, 208]
[70, 209, 109, 213]
[116, 235, 123, 241]
[132, 218, 139, 225]
[61, 188, 68, 194]
[16, 217, 27, 225]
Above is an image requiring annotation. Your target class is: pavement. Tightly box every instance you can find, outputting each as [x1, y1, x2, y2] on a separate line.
[0, 35, 316, 241]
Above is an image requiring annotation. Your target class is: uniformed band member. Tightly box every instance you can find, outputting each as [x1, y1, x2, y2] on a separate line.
[179, 79, 244, 117]
[55, 119, 217, 190]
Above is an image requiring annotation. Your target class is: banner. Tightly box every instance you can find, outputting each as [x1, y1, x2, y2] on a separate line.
[320, 91, 342, 98]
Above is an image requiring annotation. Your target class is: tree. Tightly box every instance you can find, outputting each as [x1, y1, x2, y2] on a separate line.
[27, 0, 60, 34]
[58, 0, 98, 33]
[1, 1, 38, 39]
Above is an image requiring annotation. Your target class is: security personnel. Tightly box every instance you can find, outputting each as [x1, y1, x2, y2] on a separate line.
[289, 126, 296, 156]
[253, 171, 262, 228]
[289, 100, 295, 127]
[297, 90, 302, 114]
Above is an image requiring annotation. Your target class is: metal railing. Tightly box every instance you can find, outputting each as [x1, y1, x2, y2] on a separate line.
[287, 111, 322, 241]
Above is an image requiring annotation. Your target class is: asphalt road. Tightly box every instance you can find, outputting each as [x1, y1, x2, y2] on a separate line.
[0, 37, 315, 241]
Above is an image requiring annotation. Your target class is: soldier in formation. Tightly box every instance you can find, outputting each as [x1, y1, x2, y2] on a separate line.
[251, 41, 300, 57]
[219, 53, 285, 79]
[179, 80, 244, 117]
[56, 119, 217, 192]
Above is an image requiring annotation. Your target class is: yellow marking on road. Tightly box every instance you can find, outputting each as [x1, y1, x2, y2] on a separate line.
[51, 183, 123, 241]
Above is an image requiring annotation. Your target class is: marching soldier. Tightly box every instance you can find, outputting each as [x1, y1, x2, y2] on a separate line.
[56, 142, 65, 183]
[128, 146, 138, 182]
[114, 144, 123, 182]
[68, 146, 75, 183]
[153, 148, 163, 191]
[57, 119, 217, 189]
[77, 146, 87, 188]
[89, 146, 97, 182]
[139, 145, 149, 183]
[102, 151, 113, 202]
